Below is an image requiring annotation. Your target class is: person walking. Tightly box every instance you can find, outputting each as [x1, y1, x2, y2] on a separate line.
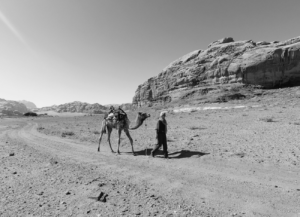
[151, 111, 168, 158]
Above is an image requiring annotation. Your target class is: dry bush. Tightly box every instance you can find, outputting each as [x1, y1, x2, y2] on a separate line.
[189, 126, 204, 130]
[259, 117, 275, 122]
[234, 152, 245, 158]
[61, 131, 75, 137]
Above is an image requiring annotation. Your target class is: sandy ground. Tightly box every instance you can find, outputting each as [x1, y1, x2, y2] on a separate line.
[1, 87, 300, 216]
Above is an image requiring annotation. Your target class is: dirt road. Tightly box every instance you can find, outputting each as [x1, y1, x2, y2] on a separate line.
[1, 115, 300, 216]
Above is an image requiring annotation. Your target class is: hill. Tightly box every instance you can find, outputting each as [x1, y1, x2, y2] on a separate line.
[0, 98, 28, 116]
[18, 100, 37, 110]
[38, 101, 107, 114]
[105, 103, 135, 111]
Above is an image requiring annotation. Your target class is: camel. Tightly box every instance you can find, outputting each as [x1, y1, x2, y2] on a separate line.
[98, 112, 150, 155]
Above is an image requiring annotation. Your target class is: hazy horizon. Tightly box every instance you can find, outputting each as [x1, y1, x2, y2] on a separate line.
[1, 0, 299, 107]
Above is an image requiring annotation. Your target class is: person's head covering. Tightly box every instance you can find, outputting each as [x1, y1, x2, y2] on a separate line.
[160, 111, 167, 117]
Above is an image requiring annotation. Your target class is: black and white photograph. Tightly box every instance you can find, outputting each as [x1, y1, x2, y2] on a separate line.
[1, 0, 300, 216]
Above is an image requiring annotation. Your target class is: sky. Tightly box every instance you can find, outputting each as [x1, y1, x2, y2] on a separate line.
[0, 0, 299, 108]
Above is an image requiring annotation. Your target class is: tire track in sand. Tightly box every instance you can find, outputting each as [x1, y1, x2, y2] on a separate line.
[7, 121, 300, 216]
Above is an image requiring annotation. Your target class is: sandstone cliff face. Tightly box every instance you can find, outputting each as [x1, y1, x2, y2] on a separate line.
[133, 36, 300, 106]
[0, 98, 29, 116]
[38, 101, 107, 114]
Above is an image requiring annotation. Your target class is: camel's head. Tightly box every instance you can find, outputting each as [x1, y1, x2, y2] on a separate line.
[138, 112, 150, 121]
[130, 112, 150, 130]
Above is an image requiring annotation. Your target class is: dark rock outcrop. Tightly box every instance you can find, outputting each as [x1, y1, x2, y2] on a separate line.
[133, 36, 300, 107]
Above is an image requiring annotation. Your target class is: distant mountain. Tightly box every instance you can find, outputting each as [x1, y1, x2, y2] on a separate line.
[0, 98, 29, 116]
[38, 101, 108, 114]
[19, 100, 37, 110]
[105, 103, 135, 111]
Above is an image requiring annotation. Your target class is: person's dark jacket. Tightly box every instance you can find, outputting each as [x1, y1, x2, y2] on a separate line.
[156, 119, 167, 134]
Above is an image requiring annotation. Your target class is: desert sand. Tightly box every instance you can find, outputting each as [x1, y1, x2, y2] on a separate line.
[1, 87, 300, 216]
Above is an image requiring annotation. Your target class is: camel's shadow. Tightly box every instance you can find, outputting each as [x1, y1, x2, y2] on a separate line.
[130, 149, 209, 159]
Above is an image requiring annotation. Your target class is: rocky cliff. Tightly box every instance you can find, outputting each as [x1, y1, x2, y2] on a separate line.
[38, 101, 107, 114]
[0, 98, 29, 116]
[133, 36, 300, 106]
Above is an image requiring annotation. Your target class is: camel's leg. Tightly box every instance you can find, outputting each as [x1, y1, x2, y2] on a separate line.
[124, 129, 135, 156]
[98, 130, 104, 152]
[98, 120, 106, 152]
[107, 127, 114, 153]
[117, 129, 122, 155]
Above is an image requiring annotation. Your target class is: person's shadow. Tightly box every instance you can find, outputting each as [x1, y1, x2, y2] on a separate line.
[132, 149, 209, 159]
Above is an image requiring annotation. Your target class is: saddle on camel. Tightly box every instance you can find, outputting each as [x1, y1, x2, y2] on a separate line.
[98, 106, 150, 155]
[104, 106, 129, 132]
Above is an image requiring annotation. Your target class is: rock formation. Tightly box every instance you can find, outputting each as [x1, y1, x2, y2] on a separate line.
[0, 98, 29, 116]
[133, 36, 300, 107]
[38, 101, 107, 114]
[19, 100, 37, 110]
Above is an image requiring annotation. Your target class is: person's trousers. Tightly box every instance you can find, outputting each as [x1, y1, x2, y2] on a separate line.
[152, 133, 168, 158]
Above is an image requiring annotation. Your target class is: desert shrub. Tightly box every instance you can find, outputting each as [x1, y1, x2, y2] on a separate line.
[189, 126, 204, 130]
[233, 152, 245, 158]
[259, 117, 274, 122]
[61, 131, 75, 137]
[24, 112, 37, 117]
[216, 93, 246, 102]
[37, 126, 45, 130]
